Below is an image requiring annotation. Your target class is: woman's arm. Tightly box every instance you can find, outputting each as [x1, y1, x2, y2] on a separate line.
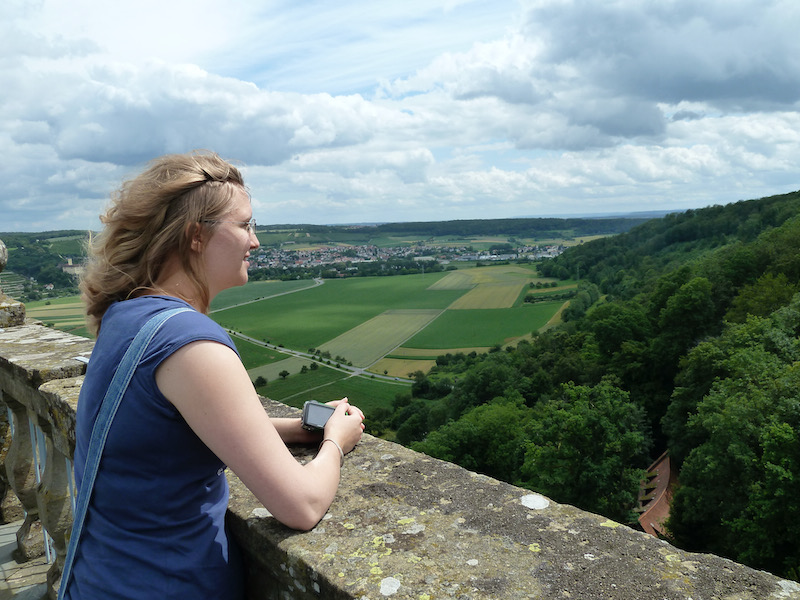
[270, 417, 320, 444]
[155, 340, 364, 531]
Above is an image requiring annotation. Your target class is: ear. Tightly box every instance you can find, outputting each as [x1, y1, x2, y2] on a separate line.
[189, 222, 205, 252]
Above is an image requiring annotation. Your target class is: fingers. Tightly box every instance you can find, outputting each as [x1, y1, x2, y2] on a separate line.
[329, 397, 365, 421]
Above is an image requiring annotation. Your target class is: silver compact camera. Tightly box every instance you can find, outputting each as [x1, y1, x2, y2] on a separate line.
[301, 400, 335, 430]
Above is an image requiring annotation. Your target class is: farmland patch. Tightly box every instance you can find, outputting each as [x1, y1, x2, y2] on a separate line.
[265, 371, 408, 416]
[447, 282, 526, 309]
[216, 275, 458, 351]
[211, 279, 318, 311]
[233, 337, 288, 370]
[317, 309, 443, 367]
[427, 265, 539, 292]
[403, 302, 563, 349]
[427, 271, 477, 290]
[26, 298, 90, 336]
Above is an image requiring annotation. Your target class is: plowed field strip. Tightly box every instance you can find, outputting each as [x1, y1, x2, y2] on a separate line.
[448, 282, 525, 309]
[317, 309, 443, 367]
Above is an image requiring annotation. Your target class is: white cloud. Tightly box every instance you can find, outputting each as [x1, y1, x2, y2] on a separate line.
[1, 0, 799, 232]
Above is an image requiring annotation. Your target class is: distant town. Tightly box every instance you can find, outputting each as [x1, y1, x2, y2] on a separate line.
[250, 241, 565, 272]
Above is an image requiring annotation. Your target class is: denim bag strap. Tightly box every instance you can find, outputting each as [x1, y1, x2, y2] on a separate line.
[58, 307, 191, 599]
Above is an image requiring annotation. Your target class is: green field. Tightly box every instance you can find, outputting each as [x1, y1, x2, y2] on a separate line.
[258, 364, 408, 417]
[403, 302, 564, 348]
[25, 297, 91, 337]
[211, 279, 319, 311]
[234, 337, 289, 370]
[214, 274, 464, 351]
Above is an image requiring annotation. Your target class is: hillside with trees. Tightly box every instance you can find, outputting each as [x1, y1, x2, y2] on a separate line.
[0, 230, 85, 299]
[262, 215, 654, 242]
[387, 190, 800, 579]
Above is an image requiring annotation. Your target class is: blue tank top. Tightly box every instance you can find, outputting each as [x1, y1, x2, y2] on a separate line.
[66, 296, 244, 599]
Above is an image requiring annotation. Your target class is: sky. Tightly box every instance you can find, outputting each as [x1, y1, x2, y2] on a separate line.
[2, 0, 800, 232]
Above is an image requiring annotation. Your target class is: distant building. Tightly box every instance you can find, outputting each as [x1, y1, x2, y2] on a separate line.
[637, 451, 677, 538]
[60, 257, 86, 277]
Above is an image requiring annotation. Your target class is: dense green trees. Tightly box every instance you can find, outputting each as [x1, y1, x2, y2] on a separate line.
[390, 189, 800, 579]
[257, 216, 647, 249]
[664, 300, 800, 575]
[412, 379, 650, 522]
[519, 380, 650, 522]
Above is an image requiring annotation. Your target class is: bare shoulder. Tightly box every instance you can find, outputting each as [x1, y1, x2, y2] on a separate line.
[155, 339, 255, 412]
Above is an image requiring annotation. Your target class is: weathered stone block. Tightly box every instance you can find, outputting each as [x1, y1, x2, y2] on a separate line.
[0, 293, 25, 328]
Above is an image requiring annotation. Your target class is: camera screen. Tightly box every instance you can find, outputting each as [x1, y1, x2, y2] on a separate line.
[304, 402, 335, 429]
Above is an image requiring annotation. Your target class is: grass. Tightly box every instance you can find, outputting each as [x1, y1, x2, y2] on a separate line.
[48, 236, 88, 255]
[19, 268, 570, 414]
[255, 363, 345, 398]
[212, 273, 463, 351]
[255, 364, 407, 417]
[368, 357, 438, 378]
[211, 279, 318, 310]
[403, 302, 564, 348]
[248, 356, 318, 381]
[25, 297, 91, 337]
[234, 337, 289, 370]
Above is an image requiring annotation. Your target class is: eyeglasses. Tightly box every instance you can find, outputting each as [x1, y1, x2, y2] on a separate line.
[201, 218, 257, 233]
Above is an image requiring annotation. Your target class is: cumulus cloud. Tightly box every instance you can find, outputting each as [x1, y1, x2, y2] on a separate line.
[1, 0, 799, 231]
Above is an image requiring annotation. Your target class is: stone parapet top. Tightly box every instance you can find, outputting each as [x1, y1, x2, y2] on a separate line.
[227, 399, 800, 600]
[0, 324, 92, 389]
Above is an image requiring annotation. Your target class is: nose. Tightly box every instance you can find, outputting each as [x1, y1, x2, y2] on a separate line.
[250, 229, 260, 249]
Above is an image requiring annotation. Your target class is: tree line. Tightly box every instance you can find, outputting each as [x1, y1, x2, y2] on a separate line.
[381, 189, 800, 579]
[260, 215, 650, 242]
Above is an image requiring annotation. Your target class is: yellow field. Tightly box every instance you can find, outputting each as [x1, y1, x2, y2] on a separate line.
[26, 301, 88, 334]
[427, 271, 477, 290]
[26, 301, 84, 319]
[447, 282, 525, 310]
[317, 309, 443, 367]
[368, 358, 438, 378]
[430, 265, 541, 290]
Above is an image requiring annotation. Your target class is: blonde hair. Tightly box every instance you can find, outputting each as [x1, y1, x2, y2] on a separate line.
[81, 151, 246, 335]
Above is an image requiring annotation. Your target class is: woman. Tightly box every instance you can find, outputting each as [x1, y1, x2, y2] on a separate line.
[64, 151, 365, 599]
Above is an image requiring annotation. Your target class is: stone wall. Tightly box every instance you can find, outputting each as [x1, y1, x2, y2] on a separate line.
[2, 316, 800, 599]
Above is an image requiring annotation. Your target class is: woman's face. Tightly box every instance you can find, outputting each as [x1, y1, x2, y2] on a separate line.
[201, 187, 260, 299]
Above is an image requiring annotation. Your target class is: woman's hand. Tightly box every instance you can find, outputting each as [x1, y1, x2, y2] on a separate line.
[323, 397, 365, 454]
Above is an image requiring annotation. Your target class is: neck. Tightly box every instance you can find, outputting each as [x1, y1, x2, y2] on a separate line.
[147, 267, 205, 312]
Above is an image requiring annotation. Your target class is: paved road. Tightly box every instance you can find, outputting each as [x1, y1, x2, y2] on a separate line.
[229, 330, 412, 384]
